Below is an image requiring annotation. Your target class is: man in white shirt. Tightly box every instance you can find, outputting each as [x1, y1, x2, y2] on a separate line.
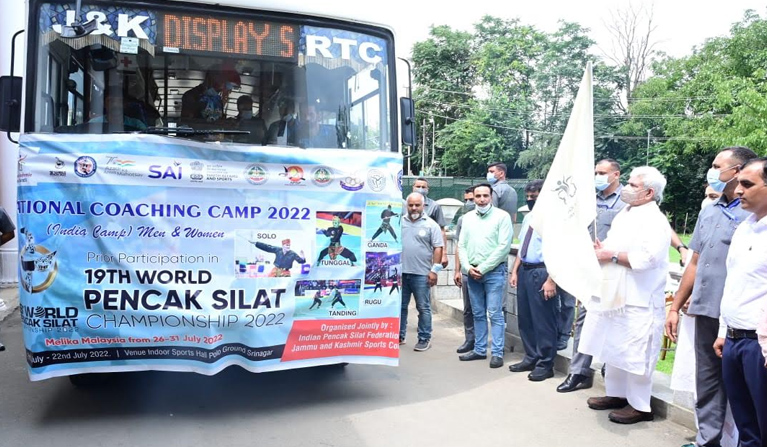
[714, 157, 767, 447]
[579, 166, 670, 425]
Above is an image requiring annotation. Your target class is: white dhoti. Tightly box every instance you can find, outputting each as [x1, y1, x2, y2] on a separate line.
[580, 302, 665, 412]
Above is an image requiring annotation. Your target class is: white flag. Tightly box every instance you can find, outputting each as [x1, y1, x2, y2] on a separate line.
[528, 62, 601, 303]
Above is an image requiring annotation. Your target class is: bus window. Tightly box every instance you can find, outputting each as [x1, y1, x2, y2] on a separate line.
[32, 3, 395, 151]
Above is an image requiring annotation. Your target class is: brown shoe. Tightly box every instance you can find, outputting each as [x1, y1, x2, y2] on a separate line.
[608, 405, 654, 424]
[587, 396, 629, 410]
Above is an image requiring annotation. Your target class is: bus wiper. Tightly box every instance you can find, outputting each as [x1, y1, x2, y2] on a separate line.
[139, 126, 250, 136]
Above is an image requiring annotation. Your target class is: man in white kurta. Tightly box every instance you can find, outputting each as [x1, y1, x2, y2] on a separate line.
[579, 166, 670, 424]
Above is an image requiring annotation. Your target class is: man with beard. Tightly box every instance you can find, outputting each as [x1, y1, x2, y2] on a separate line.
[399, 193, 443, 351]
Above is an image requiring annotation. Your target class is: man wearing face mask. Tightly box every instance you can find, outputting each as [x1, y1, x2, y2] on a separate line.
[508, 180, 559, 381]
[580, 166, 670, 424]
[558, 159, 626, 392]
[400, 193, 444, 351]
[316, 215, 358, 266]
[458, 184, 512, 368]
[713, 157, 767, 447]
[702, 184, 723, 210]
[411, 178, 448, 267]
[454, 186, 477, 353]
[558, 158, 690, 393]
[181, 62, 240, 123]
[665, 146, 757, 447]
[487, 162, 518, 224]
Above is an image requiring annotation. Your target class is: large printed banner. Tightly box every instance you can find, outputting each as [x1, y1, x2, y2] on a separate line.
[17, 134, 403, 380]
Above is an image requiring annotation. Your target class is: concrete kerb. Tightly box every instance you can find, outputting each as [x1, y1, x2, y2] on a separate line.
[430, 294, 697, 431]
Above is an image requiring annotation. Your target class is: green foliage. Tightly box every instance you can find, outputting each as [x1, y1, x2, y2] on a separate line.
[410, 8, 767, 230]
[619, 9, 767, 227]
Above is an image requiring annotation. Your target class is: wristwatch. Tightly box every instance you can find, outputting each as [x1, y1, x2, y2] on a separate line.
[675, 243, 688, 252]
[611, 252, 619, 264]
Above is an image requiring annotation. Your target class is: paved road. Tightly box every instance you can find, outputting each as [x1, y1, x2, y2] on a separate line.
[0, 308, 693, 447]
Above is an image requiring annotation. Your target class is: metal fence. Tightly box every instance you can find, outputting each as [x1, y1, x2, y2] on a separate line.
[402, 175, 528, 207]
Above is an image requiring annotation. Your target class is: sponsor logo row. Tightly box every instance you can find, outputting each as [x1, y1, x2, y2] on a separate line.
[20, 154, 403, 193]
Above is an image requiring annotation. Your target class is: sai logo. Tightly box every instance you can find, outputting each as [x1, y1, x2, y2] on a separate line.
[18, 228, 58, 294]
[149, 162, 183, 179]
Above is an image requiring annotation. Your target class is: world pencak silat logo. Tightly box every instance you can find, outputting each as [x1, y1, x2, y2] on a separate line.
[18, 228, 59, 293]
[554, 176, 578, 205]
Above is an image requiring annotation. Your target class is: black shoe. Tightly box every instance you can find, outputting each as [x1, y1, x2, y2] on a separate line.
[458, 351, 487, 361]
[528, 369, 554, 382]
[456, 341, 474, 354]
[557, 340, 569, 351]
[414, 339, 431, 352]
[508, 360, 536, 372]
[489, 356, 504, 368]
[556, 374, 594, 393]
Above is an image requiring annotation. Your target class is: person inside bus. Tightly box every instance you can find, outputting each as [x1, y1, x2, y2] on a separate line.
[265, 100, 298, 146]
[80, 93, 150, 132]
[235, 95, 267, 145]
[298, 104, 337, 148]
[180, 62, 240, 123]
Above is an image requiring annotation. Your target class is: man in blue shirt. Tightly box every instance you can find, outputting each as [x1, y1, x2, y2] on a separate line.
[509, 180, 559, 382]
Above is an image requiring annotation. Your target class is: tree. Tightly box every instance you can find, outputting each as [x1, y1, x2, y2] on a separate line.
[411, 25, 475, 174]
[619, 9, 767, 230]
[601, 3, 658, 108]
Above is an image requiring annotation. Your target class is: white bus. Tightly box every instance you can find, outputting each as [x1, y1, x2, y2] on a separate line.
[0, 0, 414, 384]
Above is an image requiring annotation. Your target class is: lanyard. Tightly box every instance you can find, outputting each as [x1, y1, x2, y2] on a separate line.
[717, 198, 741, 222]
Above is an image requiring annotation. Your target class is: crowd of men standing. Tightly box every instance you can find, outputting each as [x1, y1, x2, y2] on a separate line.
[399, 151, 767, 445]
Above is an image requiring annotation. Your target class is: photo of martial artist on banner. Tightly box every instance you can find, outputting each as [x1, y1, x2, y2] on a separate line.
[365, 200, 402, 246]
[234, 230, 311, 278]
[315, 211, 362, 267]
[293, 279, 362, 317]
[364, 252, 402, 297]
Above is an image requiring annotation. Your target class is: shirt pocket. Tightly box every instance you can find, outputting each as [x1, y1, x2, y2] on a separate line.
[720, 221, 740, 245]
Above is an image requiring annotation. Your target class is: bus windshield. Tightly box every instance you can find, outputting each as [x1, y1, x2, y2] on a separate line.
[31, 2, 394, 150]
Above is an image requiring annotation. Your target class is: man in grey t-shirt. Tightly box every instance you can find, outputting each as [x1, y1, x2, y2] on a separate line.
[400, 193, 444, 352]
[487, 162, 518, 224]
[411, 177, 448, 267]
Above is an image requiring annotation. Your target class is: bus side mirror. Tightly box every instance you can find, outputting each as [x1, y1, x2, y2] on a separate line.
[0, 76, 22, 133]
[400, 97, 416, 148]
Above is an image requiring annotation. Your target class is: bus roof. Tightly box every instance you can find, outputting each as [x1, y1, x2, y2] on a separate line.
[161, 0, 397, 38]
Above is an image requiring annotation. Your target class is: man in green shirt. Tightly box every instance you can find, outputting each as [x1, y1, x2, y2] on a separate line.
[457, 184, 513, 368]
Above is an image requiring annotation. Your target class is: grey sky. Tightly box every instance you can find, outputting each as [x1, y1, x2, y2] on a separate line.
[377, 0, 766, 59]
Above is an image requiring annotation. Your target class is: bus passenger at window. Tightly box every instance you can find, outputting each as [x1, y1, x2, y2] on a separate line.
[299, 105, 337, 148]
[236, 96, 267, 145]
[266, 101, 298, 146]
[181, 63, 240, 123]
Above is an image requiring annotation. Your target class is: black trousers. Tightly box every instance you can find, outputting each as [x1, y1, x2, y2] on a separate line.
[516, 264, 558, 372]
